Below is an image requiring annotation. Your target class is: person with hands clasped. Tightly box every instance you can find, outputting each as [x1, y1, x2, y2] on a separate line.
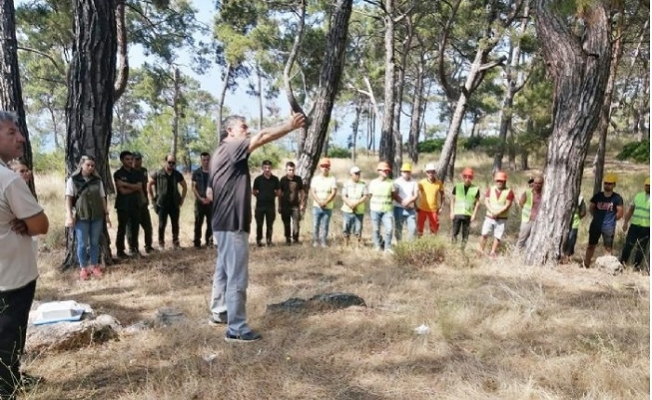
[192, 152, 213, 249]
[619, 177, 649, 271]
[393, 163, 419, 241]
[65, 156, 110, 280]
[450, 167, 480, 245]
[279, 161, 305, 245]
[417, 163, 445, 236]
[478, 171, 514, 258]
[310, 158, 338, 248]
[341, 166, 369, 246]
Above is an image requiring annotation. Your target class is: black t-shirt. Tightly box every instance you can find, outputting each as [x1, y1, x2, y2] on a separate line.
[590, 191, 623, 232]
[210, 138, 251, 233]
[113, 166, 140, 210]
[253, 174, 280, 209]
[279, 175, 304, 208]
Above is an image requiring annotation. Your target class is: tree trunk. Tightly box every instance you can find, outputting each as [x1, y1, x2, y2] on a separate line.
[407, 56, 425, 164]
[493, 0, 530, 173]
[351, 97, 361, 163]
[295, 0, 353, 186]
[170, 67, 180, 157]
[525, 0, 612, 265]
[378, 0, 396, 169]
[62, 0, 117, 271]
[0, 0, 34, 194]
[592, 4, 623, 195]
[257, 66, 263, 131]
[215, 62, 232, 137]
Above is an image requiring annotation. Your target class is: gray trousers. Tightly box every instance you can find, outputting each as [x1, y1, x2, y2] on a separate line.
[516, 221, 533, 249]
[210, 231, 251, 335]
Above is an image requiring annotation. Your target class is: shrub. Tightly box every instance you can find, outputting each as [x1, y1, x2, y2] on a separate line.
[33, 150, 66, 175]
[327, 146, 351, 159]
[417, 138, 445, 153]
[248, 143, 287, 170]
[616, 140, 649, 163]
[393, 236, 447, 269]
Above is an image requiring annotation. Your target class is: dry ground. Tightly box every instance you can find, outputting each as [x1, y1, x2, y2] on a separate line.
[21, 153, 650, 400]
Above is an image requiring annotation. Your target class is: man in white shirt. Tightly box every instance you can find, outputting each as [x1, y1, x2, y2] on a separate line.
[0, 111, 49, 399]
[393, 162, 418, 241]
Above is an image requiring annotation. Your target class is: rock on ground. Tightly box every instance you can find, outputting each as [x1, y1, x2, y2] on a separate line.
[594, 255, 623, 275]
[26, 314, 121, 353]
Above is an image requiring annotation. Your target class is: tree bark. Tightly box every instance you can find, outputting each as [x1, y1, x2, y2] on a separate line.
[295, 0, 353, 186]
[351, 97, 361, 163]
[0, 0, 35, 194]
[170, 67, 180, 157]
[407, 53, 425, 164]
[493, 0, 530, 173]
[525, 0, 612, 265]
[62, 0, 118, 271]
[215, 62, 231, 136]
[592, 4, 623, 194]
[378, 0, 396, 169]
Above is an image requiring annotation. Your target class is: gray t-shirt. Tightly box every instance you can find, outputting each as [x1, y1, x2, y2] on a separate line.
[210, 138, 251, 233]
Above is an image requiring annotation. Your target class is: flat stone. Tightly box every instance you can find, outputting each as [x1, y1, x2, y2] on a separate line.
[26, 314, 120, 353]
[154, 307, 186, 326]
[267, 293, 366, 313]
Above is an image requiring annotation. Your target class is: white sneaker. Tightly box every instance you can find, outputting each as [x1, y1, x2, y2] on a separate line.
[312, 242, 319, 248]
[384, 249, 394, 255]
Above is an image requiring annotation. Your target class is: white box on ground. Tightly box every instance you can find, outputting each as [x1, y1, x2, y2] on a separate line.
[34, 301, 86, 324]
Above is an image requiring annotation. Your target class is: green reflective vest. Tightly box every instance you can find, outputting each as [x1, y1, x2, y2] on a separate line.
[631, 192, 650, 228]
[341, 180, 367, 214]
[489, 186, 512, 219]
[571, 196, 584, 229]
[454, 183, 478, 216]
[521, 189, 533, 222]
[72, 174, 104, 221]
[369, 179, 394, 212]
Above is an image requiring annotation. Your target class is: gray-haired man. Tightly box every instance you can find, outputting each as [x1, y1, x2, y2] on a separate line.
[208, 113, 305, 342]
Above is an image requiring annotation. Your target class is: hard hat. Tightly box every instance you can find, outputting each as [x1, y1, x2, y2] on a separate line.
[603, 173, 617, 183]
[400, 162, 412, 172]
[494, 171, 507, 181]
[461, 167, 474, 177]
[377, 161, 391, 171]
[350, 166, 361, 174]
[645, 177, 650, 186]
[319, 158, 331, 167]
[424, 163, 436, 172]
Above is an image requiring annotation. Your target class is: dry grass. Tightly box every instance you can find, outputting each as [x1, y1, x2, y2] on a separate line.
[22, 153, 649, 400]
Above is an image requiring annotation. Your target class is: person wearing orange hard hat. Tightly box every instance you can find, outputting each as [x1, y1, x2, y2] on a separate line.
[310, 157, 338, 248]
[478, 171, 515, 257]
[583, 172, 624, 268]
[417, 163, 445, 237]
[393, 162, 419, 241]
[368, 161, 396, 253]
[619, 176, 650, 272]
[449, 167, 480, 245]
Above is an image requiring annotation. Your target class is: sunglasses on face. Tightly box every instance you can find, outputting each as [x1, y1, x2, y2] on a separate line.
[167, 161, 176, 165]
[353, 172, 360, 175]
[495, 180, 506, 183]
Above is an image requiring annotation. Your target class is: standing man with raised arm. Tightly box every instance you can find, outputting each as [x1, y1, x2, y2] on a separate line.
[0, 111, 49, 399]
[192, 152, 213, 249]
[209, 112, 305, 342]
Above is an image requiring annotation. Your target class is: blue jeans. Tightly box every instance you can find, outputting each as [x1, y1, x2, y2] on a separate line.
[312, 207, 332, 245]
[210, 231, 251, 336]
[393, 206, 416, 241]
[371, 210, 393, 250]
[75, 218, 103, 267]
[343, 212, 364, 237]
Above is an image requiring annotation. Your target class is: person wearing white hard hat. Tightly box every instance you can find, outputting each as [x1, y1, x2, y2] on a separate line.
[341, 166, 369, 246]
[416, 163, 445, 236]
[393, 162, 418, 241]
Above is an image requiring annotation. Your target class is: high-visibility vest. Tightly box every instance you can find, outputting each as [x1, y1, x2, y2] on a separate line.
[631, 192, 650, 228]
[312, 174, 337, 209]
[369, 179, 394, 212]
[521, 189, 533, 222]
[341, 180, 367, 214]
[453, 183, 478, 216]
[571, 195, 584, 229]
[489, 186, 512, 219]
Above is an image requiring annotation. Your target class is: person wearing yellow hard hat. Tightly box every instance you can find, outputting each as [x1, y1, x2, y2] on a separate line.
[479, 171, 515, 258]
[368, 161, 396, 253]
[619, 176, 650, 272]
[449, 167, 480, 245]
[310, 157, 338, 248]
[417, 163, 446, 236]
[583, 172, 624, 268]
[392, 162, 418, 241]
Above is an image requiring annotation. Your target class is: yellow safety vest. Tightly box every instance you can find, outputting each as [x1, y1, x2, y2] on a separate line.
[369, 179, 394, 212]
[489, 186, 512, 219]
[453, 183, 478, 216]
[341, 180, 367, 214]
[631, 192, 650, 228]
[312, 175, 337, 209]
